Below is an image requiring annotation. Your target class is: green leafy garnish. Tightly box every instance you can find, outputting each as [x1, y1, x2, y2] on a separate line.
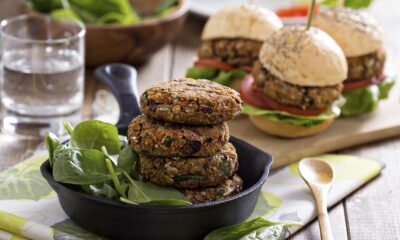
[24, 0, 179, 24]
[186, 67, 218, 80]
[322, 0, 374, 8]
[102, 146, 126, 198]
[82, 183, 118, 200]
[117, 143, 140, 178]
[70, 120, 121, 155]
[123, 171, 191, 205]
[378, 76, 395, 99]
[141, 199, 192, 206]
[23, 0, 62, 13]
[340, 76, 395, 117]
[186, 66, 247, 86]
[45, 133, 61, 167]
[155, 0, 179, 16]
[46, 119, 192, 206]
[52, 146, 115, 185]
[51, 8, 81, 21]
[204, 217, 300, 240]
[242, 104, 340, 128]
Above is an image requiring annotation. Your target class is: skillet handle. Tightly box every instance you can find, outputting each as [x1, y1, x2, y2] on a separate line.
[94, 63, 142, 135]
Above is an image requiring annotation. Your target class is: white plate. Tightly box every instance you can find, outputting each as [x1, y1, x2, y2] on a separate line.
[188, 0, 307, 22]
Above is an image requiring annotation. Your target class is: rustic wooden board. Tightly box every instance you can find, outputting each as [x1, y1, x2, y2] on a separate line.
[229, 87, 400, 169]
[170, 10, 400, 170]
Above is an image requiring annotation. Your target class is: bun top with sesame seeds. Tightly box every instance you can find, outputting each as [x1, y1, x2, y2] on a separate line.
[259, 26, 348, 87]
[313, 8, 384, 57]
[202, 4, 282, 41]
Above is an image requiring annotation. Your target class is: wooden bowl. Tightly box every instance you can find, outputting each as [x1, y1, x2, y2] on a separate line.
[20, 0, 188, 67]
[85, 0, 188, 67]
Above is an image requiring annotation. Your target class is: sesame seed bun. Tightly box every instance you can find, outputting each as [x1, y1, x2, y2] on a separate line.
[259, 26, 348, 87]
[201, 4, 283, 41]
[313, 8, 384, 57]
[249, 115, 334, 138]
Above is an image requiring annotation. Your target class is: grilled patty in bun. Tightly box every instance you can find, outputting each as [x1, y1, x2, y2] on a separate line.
[314, 8, 394, 116]
[242, 26, 347, 138]
[187, 4, 282, 90]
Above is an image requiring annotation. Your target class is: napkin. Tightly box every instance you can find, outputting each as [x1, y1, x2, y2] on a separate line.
[0, 152, 382, 239]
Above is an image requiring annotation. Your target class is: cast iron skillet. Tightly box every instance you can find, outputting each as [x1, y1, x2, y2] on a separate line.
[41, 64, 273, 240]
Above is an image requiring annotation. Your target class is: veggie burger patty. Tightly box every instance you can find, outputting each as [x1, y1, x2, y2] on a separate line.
[347, 48, 385, 81]
[128, 114, 229, 157]
[182, 175, 243, 204]
[253, 61, 343, 109]
[140, 78, 243, 125]
[138, 142, 238, 189]
[198, 38, 263, 67]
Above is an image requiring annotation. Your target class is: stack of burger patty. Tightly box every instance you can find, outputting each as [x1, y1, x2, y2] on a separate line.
[127, 78, 244, 204]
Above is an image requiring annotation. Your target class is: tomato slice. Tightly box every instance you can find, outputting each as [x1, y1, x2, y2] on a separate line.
[239, 66, 253, 73]
[195, 59, 234, 72]
[343, 73, 385, 92]
[276, 4, 319, 18]
[240, 75, 327, 116]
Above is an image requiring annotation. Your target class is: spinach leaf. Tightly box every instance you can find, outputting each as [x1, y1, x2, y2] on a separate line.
[51, 8, 82, 21]
[52, 145, 114, 185]
[23, 0, 62, 13]
[68, 0, 141, 24]
[82, 182, 118, 199]
[45, 133, 61, 167]
[141, 199, 192, 206]
[117, 143, 139, 176]
[70, 120, 121, 154]
[204, 217, 299, 240]
[322, 0, 373, 9]
[155, 0, 179, 15]
[123, 172, 190, 205]
[102, 146, 127, 198]
[71, 6, 98, 23]
[120, 197, 138, 205]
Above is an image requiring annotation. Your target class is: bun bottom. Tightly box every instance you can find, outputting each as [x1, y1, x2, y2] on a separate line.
[249, 115, 334, 138]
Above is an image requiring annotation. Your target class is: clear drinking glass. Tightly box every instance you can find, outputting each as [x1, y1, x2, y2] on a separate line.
[0, 15, 85, 138]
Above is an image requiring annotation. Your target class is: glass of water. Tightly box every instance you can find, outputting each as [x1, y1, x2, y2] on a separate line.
[0, 15, 85, 138]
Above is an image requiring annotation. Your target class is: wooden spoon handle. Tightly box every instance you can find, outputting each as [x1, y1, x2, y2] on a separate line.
[315, 192, 334, 240]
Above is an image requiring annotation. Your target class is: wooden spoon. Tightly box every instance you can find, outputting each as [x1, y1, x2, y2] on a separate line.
[299, 158, 334, 240]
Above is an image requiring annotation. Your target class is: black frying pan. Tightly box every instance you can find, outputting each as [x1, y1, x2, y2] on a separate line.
[41, 64, 273, 240]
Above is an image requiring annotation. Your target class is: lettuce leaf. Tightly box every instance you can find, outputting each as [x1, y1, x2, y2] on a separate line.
[186, 66, 247, 86]
[24, 0, 141, 24]
[378, 76, 395, 99]
[322, 0, 374, 9]
[242, 104, 340, 128]
[340, 76, 395, 117]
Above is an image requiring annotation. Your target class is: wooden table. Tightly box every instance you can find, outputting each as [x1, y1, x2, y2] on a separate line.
[1, 1, 399, 239]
